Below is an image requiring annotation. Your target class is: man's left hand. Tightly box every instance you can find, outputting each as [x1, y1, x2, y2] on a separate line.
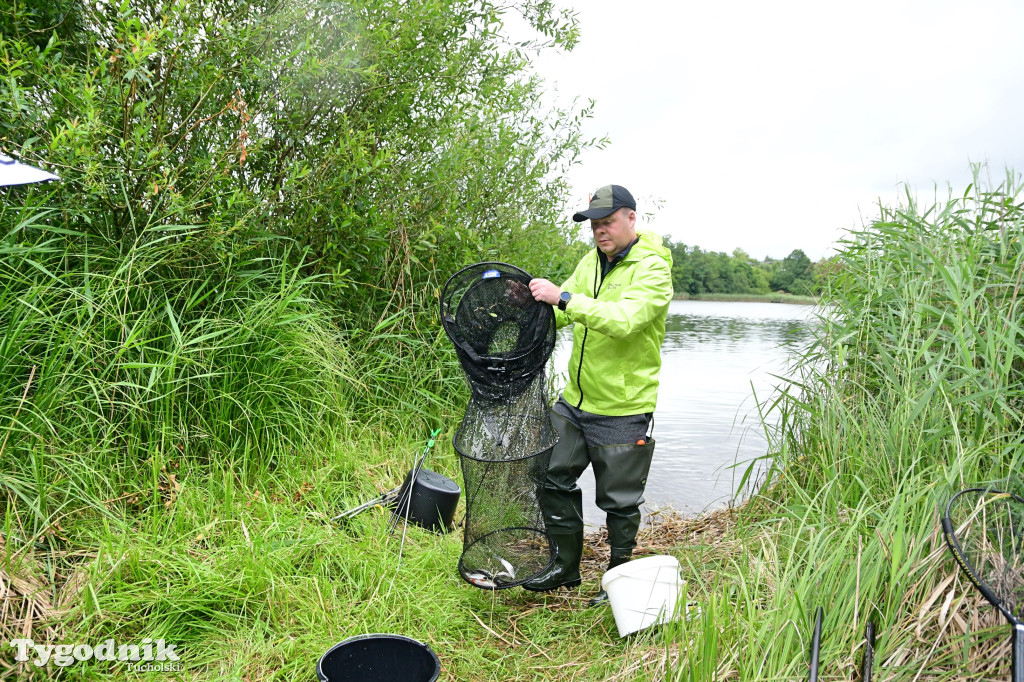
[504, 279, 531, 307]
[529, 278, 561, 306]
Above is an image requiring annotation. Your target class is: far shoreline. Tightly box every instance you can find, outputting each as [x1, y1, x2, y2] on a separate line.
[674, 292, 819, 305]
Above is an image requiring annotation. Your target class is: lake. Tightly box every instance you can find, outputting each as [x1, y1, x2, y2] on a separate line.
[548, 299, 818, 526]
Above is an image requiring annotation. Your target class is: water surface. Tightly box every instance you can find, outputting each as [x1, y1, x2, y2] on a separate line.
[549, 300, 817, 526]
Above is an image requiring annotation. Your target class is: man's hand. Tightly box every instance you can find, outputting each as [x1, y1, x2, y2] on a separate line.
[529, 278, 561, 306]
[504, 279, 531, 307]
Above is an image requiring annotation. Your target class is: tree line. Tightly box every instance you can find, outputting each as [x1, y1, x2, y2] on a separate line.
[664, 241, 826, 297]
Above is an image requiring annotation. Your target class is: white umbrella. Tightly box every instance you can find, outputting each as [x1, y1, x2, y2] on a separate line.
[0, 153, 60, 186]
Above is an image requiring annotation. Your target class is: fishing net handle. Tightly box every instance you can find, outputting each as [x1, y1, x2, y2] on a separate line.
[941, 487, 1024, 624]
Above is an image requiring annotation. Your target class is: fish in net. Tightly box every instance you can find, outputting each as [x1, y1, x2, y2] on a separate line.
[441, 262, 557, 589]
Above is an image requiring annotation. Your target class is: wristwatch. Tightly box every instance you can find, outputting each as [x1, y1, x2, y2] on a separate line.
[557, 291, 572, 311]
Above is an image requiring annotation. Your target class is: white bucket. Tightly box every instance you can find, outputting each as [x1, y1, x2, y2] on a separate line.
[602, 555, 684, 638]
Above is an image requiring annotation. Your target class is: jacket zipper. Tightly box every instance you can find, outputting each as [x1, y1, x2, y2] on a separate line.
[574, 250, 604, 409]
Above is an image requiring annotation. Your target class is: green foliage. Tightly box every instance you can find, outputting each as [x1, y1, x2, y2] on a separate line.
[0, 0, 591, 321]
[768, 248, 814, 295]
[0, 0, 594, 597]
[670, 166, 1024, 680]
[1, 0, 597, 432]
[0, 0, 84, 51]
[666, 240, 821, 297]
[0, 210, 352, 533]
[774, 168, 1024, 499]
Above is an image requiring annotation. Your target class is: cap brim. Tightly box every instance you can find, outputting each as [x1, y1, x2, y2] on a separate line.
[0, 157, 60, 187]
[572, 207, 618, 222]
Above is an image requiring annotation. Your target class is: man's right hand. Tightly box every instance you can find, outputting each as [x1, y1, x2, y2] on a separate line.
[529, 278, 561, 306]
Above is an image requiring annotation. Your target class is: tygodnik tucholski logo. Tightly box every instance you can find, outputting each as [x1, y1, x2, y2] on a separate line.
[9, 637, 181, 672]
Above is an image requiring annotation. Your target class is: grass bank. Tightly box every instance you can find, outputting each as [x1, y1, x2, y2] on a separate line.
[4, 168, 1024, 680]
[674, 292, 819, 305]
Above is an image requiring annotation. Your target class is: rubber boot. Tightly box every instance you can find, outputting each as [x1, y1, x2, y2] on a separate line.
[587, 441, 655, 606]
[591, 440, 656, 557]
[522, 530, 584, 591]
[587, 554, 631, 607]
[524, 412, 588, 592]
[524, 474, 585, 591]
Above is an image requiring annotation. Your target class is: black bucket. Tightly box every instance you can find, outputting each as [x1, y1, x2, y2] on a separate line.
[391, 468, 460, 533]
[317, 634, 440, 682]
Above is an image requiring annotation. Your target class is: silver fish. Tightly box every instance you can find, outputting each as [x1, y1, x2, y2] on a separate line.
[491, 558, 515, 582]
[465, 570, 498, 589]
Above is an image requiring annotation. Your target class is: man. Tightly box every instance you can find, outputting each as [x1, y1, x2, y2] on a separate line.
[524, 184, 673, 605]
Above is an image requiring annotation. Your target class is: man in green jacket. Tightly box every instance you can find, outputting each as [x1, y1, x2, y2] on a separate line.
[524, 184, 673, 605]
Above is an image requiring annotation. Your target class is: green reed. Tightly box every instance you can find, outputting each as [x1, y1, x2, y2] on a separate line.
[665, 167, 1024, 680]
[0, 209, 355, 534]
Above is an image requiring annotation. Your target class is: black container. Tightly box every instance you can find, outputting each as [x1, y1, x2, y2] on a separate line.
[391, 468, 460, 533]
[317, 634, 440, 682]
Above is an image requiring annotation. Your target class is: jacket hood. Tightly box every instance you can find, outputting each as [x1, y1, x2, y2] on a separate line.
[623, 229, 672, 266]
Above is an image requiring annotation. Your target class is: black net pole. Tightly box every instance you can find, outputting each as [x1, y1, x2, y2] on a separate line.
[441, 263, 557, 589]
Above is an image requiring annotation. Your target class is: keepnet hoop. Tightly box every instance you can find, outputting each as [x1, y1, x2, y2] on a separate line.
[440, 262, 557, 589]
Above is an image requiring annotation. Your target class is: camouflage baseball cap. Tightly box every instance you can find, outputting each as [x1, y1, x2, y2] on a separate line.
[572, 184, 636, 222]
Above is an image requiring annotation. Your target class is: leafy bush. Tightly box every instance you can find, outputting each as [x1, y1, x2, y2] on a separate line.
[0, 0, 594, 529]
[1, 0, 591, 320]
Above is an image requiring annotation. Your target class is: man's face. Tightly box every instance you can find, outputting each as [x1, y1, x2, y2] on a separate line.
[590, 208, 637, 260]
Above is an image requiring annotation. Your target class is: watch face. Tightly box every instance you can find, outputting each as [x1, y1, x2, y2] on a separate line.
[560, 292, 571, 302]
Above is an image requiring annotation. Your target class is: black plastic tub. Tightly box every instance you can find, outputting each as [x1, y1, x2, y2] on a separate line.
[391, 468, 460, 533]
[317, 634, 440, 682]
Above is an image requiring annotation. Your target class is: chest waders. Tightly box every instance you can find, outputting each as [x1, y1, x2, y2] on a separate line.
[522, 410, 655, 594]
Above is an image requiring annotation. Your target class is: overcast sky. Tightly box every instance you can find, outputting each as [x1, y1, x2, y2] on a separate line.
[526, 0, 1024, 261]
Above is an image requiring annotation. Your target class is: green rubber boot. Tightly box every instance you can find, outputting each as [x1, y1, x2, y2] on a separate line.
[588, 440, 655, 607]
[524, 412, 588, 592]
[522, 530, 584, 591]
[592, 440, 656, 557]
[587, 554, 631, 607]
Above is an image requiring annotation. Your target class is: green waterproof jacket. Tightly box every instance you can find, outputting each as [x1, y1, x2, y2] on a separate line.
[554, 229, 674, 416]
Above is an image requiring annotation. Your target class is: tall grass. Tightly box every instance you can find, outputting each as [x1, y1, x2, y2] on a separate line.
[0, 199, 473, 680]
[666, 168, 1024, 680]
[0, 204, 357, 538]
